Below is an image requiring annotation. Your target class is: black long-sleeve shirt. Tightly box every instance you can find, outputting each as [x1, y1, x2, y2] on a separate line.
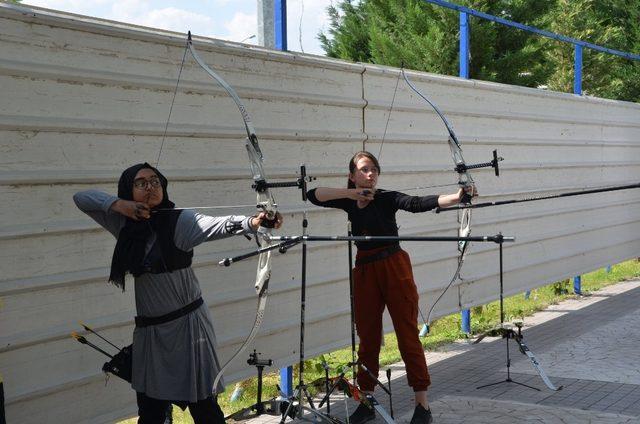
[307, 189, 439, 250]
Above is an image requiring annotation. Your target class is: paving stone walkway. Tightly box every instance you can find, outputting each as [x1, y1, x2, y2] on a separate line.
[239, 279, 640, 424]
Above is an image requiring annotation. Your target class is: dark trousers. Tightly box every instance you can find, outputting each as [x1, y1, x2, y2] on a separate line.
[137, 392, 225, 424]
[0, 382, 5, 424]
[353, 247, 431, 392]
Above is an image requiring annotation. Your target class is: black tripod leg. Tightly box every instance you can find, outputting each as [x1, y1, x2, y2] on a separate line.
[303, 386, 316, 409]
[318, 374, 346, 408]
[386, 368, 393, 419]
[325, 365, 331, 414]
[355, 361, 391, 396]
[347, 222, 358, 385]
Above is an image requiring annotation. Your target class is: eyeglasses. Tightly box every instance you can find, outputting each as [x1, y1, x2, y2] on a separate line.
[133, 177, 161, 190]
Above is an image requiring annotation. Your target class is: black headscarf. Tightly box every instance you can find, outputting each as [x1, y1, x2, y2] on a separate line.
[108, 163, 174, 290]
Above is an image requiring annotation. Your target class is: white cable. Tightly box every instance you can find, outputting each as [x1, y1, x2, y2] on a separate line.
[298, 0, 305, 53]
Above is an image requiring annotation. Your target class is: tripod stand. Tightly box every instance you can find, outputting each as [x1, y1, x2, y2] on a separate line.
[313, 226, 396, 423]
[225, 350, 285, 421]
[278, 215, 342, 424]
[317, 360, 396, 424]
[476, 236, 539, 391]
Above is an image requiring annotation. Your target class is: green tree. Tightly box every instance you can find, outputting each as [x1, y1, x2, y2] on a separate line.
[319, 0, 556, 88]
[319, 1, 372, 63]
[319, 0, 640, 101]
[544, 0, 640, 101]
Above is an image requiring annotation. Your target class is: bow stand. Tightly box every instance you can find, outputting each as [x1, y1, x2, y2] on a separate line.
[475, 235, 563, 392]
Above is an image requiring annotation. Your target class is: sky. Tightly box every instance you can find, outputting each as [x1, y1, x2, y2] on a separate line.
[22, 0, 335, 55]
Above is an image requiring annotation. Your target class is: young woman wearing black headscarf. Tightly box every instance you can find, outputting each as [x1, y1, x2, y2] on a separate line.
[74, 163, 282, 424]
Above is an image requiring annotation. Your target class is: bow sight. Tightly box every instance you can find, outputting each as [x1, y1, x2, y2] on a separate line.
[252, 164, 316, 201]
[455, 149, 503, 176]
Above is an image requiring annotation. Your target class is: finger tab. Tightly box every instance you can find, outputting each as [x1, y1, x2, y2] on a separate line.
[261, 217, 277, 229]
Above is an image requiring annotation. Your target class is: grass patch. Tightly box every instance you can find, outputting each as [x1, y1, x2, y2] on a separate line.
[119, 259, 640, 423]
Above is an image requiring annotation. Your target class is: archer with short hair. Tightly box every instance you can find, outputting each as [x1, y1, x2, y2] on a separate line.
[307, 151, 475, 424]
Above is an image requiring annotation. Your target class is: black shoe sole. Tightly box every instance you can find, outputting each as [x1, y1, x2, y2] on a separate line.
[350, 414, 376, 424]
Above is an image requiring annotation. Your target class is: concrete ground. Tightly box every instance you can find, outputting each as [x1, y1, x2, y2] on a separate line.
[238, 279, 640, 424]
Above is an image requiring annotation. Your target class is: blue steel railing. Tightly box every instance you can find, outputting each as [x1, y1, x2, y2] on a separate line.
[424, 0, 640, 96]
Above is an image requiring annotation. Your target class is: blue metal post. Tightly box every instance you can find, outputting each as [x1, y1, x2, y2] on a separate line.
[459, 12, 470, 78]
[573, 275, 582, 295]
[274, 0, 287, 50]
[274, 0, 291, 393]
[459, 11, 471, 334]
[280, 365, 293, 396]
[574, 44, 583, 95]
[461, 309, 471, 334]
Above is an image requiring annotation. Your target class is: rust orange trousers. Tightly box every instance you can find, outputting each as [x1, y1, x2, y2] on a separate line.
[353, 246, 431, 392]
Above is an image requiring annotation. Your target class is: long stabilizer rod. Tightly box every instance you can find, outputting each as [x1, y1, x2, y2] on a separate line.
[436, 182, 640, 213]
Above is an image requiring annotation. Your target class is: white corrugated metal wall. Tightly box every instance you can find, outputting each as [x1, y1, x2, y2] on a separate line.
[1, 4, 638, 423]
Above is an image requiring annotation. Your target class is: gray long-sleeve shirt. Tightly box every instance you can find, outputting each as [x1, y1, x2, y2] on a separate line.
[74, 189, 255, 401]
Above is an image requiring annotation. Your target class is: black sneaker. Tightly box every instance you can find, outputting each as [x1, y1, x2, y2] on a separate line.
[348, 402, 375, 424]
[410, 404, 433, 424]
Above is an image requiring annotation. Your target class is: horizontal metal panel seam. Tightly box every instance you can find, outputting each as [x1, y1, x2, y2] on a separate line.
[1, 295, 353, 361]
[410, 229, 640, 299]
[2, 162, 637, 185]
[407, 205, 640, 274]
[0, 114, 365, 141]
[366, 133, 640, 147]
[0, 166, 349, 185]
[0, 205, 326, 239]
[1, 202, 381, 241]
[0, 59, 366, 109]
[4, 373, 97, 405]
[363, 64, 640, 111]
[365, 102, 640, 129]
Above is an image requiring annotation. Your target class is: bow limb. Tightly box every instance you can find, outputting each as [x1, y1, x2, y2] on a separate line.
[185, 33, 275, 393]
[187, 33, 264, 161]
